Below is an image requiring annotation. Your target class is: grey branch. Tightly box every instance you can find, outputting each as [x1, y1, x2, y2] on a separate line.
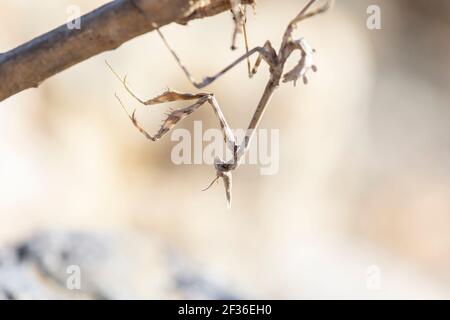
[0, 0, 254, 102]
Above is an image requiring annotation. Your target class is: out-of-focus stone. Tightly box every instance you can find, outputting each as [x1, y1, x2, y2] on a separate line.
[0, 231, 238, 300]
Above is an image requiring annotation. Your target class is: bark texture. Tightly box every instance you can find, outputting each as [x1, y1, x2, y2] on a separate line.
[0, 0, 253, 102]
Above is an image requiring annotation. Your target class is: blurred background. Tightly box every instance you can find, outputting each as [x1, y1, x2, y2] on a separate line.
[0, 0, 450, 299]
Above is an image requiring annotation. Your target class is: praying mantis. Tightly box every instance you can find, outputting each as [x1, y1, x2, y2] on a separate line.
[107, 0, 333, 207]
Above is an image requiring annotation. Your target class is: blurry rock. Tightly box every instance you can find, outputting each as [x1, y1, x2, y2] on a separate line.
[0, 231, 237, 300]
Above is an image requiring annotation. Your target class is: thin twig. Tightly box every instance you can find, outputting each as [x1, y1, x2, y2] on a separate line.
[0, 0, 254, 102]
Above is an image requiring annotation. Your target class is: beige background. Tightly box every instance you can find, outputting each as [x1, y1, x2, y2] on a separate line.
[1, 0, 450, 298]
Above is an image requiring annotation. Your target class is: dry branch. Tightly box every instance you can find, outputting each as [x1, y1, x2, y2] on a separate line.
[0, 0, 253, 102]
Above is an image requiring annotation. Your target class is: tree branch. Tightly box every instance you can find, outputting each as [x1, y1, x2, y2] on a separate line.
[0, 0, 254, 102]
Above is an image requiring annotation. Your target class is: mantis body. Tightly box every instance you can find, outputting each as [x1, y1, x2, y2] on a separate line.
[108, 0, 333, 207]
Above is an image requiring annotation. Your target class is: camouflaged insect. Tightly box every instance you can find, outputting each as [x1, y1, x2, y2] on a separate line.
[108, 0, 334, 207]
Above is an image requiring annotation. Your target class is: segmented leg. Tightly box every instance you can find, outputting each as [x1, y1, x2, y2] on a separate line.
[230, 1, 246, 51]
[289, 0, 334, 27]
[115, 93, 208, 141]
[282, 0, 334, 47]
[107, 61, 236, 147]
[116, 91, 236, 149]
[250, 41, 277, 78]
[114, 87, 235, 207]
[156, 29, 275, 89]
[105, 61, 235, 142]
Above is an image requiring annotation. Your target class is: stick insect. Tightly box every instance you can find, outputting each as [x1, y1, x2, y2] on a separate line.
[107, 0, 333, 207]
